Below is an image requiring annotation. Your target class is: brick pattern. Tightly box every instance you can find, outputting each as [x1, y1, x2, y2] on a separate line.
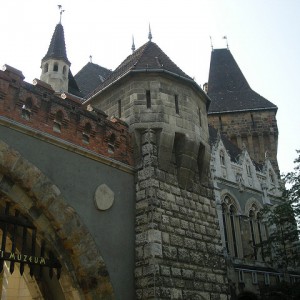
[135, 129, 228, 299]
[0, 68, 133, 166]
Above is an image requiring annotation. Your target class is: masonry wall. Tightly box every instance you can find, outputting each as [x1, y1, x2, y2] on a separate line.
[208, 110, 279, 173]
[90, 73, 229, 299]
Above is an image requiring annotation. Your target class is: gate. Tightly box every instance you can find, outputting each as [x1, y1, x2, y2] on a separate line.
[0, 201, 61, 279]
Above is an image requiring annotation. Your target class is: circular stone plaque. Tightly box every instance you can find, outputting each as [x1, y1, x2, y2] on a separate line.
[94, 184, 114, 210]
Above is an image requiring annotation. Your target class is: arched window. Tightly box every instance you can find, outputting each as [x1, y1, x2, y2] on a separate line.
[221, 196, 242, 258]
[82, 123, 91, 144]
[44, 63, 49, 73]
[53, 111, 63, 133]
[220, 150, 225, 166]
[248, 205, 267, 261]
[62, 65, 67, 75]
[246, 160, 252, 177]
[53, 63, 58, 72]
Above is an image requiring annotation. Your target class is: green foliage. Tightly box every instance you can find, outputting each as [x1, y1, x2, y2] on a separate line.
[261, 150, 300, 269]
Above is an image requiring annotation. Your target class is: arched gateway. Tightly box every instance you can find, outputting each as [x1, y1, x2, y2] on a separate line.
[0, 140, 114, 299]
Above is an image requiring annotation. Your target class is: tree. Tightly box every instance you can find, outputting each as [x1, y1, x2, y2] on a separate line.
[261, 150, 300, 269]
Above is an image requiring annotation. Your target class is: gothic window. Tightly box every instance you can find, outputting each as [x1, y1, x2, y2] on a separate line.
[246, 161, 252, 177]
[221, 196, 242, 258]
[82, 123, 91, 144]
[44, 63, 49, 73]
[62, 65, 67, 75]
[248, 205, 267, 261]
[220, 150, 225, 166]
[53, 110, 63, 133]
[53, 63, 58, 72]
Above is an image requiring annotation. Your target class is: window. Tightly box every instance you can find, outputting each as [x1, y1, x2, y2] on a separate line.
[53, 110, 63, 133]
[269, 170, 275, 184]
[44, 63, 49, 73]
[198, 108, 202, 127]
[21, 98, 33, 120]
[174, 95, 179, 114]
[108, 134, 116, 154]
[146, 90, 151, 108]
[221, 196, 241, 258]
[246, 161, 252, 177]
[248, 205, 266, 261]
[53, 63, 58, 72]
[62, 65, 66, 75]
[118, 99, 122, 118]
[220, 150, 225, 166]
[252, 272, 258, 284]
[82, 123, 91, 144]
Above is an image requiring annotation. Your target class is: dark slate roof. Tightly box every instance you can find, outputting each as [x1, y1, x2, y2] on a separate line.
[207, 49, 277, 114]
[74, 62, 112, 98]
[86, 41, 195, 100]
[42, 23, 70, 65]
[68, 70, 83, 98]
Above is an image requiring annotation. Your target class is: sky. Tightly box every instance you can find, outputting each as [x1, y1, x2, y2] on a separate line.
[1, 0, 300, 175]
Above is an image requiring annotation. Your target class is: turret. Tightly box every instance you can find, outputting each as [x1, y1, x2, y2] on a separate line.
[40, 22, 70, 93]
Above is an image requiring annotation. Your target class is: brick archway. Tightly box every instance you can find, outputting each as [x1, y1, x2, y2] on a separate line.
[0, 140, 114, 299]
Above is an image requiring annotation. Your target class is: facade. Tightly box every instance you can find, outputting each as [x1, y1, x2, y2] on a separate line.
[0, 20, 298, 300]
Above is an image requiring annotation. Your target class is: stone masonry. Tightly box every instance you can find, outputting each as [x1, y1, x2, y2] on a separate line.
[134, 129, 228, 299]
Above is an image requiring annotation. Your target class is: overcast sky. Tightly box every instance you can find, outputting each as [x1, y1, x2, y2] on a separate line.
[1, 0, 299, 175]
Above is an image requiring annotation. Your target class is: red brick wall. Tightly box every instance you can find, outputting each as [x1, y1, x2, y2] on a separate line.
[0, 68, 133, 166]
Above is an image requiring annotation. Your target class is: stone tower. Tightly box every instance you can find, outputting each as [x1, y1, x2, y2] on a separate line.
[85, 41, 228, 299]
[207, 49, 279, 174]
[40, 22, 71, 92]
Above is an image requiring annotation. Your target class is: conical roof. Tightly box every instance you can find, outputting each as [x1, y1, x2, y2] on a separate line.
[42, 23, 70, 65]
[86, 41, 199, 100]
[208, 49, 277, 113]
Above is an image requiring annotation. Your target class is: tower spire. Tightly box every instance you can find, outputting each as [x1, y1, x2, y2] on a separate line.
[58, 5, 65, 24]
[223, 36, 229, 50]
[148, 24, 152, 41]
[131, 35, 135, 53]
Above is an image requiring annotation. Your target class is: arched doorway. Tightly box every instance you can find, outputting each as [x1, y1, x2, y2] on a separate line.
[0, 140, 114, 299]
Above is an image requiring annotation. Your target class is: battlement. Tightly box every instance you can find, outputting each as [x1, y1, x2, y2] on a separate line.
[0, 65, 134, 166]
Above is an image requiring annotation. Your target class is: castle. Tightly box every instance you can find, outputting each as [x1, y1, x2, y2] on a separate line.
[0, 18, 298, 300]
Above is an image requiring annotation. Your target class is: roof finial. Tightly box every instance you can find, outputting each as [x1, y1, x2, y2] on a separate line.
[89, 55, 92, 63]
[210, 36, 214, 51]
[58, 5, 65, 24]
[148, 23, 152, 41]
[223, 35, 229, 50]
[131, 35, 136, 53]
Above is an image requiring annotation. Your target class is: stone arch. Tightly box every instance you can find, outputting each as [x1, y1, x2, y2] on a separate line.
[220, 190, 242, 214]
[0, 140, 114, 299]
[244, 198, 263, 216]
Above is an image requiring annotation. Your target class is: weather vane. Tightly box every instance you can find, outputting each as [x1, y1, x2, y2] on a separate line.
[209, 36, 214, 51]
[223, 36, 229, 50]
[58, 5, 65, 24]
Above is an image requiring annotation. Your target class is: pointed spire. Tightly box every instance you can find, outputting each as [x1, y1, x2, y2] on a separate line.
[89, 55, 93, 63]
[148, 24, 152, 41]
[131, 36, 135, 53]
[42, 22, 70, 65]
